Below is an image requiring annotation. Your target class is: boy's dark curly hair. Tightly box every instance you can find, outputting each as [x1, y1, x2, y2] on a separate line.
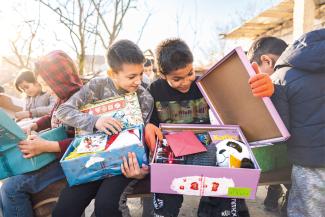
[156, 38, 193, 75]
[106, 39, 145, 72]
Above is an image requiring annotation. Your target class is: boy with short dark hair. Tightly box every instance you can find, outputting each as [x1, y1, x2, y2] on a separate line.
[146, 38, 274, 217]
[247, 36, 288, 75]
[14, 69, 56, 121]
[247, 36, 289, 215]
[53, 39, 153, 217]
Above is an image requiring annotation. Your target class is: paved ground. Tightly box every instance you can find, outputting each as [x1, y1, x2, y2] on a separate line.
[85, 186, 284, 217]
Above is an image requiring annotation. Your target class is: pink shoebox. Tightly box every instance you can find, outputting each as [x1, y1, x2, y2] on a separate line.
[151, 124, 260, 199]
[150, 47, 290, 199]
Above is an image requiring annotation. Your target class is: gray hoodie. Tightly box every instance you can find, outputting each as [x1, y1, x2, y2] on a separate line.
[24, 92, 56, 118]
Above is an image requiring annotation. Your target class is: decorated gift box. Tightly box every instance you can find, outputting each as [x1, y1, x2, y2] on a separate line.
[61, 125, 147, 186]
[61, 93, 147, 186]
[76, 92, 143, 135]
[0, 108, 67, 179]
[151, 124, 261, 199]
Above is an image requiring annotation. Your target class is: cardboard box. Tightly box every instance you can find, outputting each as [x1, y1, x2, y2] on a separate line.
[151, 124, 261, 199]
[0, 109, 67, 179]
[61, 125, 147, 186]
[196, 47, 290, 146]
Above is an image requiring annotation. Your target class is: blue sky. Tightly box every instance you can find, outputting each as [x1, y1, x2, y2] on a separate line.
[0, 0, 281, 66]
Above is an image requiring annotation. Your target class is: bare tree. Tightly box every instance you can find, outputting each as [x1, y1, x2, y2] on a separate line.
[90, 0, 135, 49]
[39, 0, 98, 75]
[38, 0, 138, 75]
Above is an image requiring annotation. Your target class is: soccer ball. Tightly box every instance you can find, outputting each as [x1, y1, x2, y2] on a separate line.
[216, 139, 251, 168]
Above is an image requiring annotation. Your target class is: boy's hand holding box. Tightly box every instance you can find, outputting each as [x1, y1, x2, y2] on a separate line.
[60, 93, 148, 186]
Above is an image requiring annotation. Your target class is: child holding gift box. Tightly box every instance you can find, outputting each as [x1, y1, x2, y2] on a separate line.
[145, 38, 274, 217]
[247, 36, 290, 216]
[53, 39, 153, 217]
[0, 50, 83, 217]
[14, 69, 56, 121]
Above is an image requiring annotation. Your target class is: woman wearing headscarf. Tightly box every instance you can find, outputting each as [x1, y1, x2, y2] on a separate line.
[0, 50, 82, 217]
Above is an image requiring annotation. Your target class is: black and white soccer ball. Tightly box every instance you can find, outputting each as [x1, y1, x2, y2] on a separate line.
[216, 139, 251, 168]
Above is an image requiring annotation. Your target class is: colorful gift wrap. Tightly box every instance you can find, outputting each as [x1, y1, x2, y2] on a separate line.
[151, 124, 261, 200]
[76, 92, 144, 135]
[61, 125, 147, 186]
[0, 108, 67, 179]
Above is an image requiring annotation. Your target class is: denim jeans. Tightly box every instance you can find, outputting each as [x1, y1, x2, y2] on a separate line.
[0, 161, 65, 217]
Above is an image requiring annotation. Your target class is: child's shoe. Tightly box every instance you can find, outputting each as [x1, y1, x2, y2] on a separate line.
[263, 185, 283, 212]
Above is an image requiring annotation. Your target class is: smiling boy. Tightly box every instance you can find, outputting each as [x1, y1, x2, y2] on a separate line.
[145, 38, 274, 217]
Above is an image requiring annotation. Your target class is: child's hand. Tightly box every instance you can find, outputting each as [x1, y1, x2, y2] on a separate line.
[95, 116, 122, 135]
[19, 135, 60, 158]
[121, 152, 149, 180]
[22, 123, 38, 135]
[144, 123, 163, 154]
[18, 135, 47, 158]
[248, 62, 274, 97]
[15, 111, 31, 121]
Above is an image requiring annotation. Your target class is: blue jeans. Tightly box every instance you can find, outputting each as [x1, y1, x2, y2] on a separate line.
[0, 161, 65, 217]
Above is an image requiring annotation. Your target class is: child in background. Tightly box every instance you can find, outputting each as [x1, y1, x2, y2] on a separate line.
[14, 70, 56, 121]
[247, 36, 289, 216]
[53, 39, 153, 217]
[0, 50, 83, 217]
[145, 38, 274, 217]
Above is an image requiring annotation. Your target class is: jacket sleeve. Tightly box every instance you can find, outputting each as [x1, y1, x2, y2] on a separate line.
[30, 93, 56, 117]
[56, 138, 74, 158]
[138, 87, 154, 125]
[36, 115, 52, 131]
[55, 80, 100, 133]
[271, 83, 290, 130]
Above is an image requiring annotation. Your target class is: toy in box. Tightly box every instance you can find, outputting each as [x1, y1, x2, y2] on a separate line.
[61, 125, 147, 186]
[76, 92, 143, 135]
[0, 108, 67, 179]
[151, 124, 261, 199]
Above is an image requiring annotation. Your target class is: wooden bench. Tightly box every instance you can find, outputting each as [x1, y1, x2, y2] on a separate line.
[31, 179, 67, 217]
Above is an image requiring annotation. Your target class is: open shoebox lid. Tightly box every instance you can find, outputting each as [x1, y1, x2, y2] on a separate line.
[196, 47, 290, 146]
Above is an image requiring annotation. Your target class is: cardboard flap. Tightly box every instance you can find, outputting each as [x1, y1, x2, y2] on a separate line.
[196, 47, 289, 144]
